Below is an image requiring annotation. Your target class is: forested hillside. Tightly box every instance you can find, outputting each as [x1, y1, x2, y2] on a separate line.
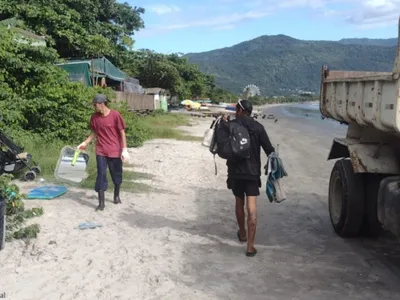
[338, 38, 397, 47]
[185, 35, 398, 96]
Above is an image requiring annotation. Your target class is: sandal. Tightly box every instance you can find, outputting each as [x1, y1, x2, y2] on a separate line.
[246, 248, 257, 257]
[237, 230, 247, 242]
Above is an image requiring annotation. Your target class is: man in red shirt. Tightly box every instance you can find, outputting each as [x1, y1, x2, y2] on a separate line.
[78, 94, 130, 211]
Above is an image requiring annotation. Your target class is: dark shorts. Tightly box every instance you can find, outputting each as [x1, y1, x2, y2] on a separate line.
[227, 178, 260, 198]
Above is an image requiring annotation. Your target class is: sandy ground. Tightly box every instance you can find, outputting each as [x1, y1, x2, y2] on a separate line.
[2, 106, 400, 300]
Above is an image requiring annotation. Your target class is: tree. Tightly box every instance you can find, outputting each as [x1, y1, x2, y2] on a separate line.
[0, 25, 102, 141]
[0, 0, 145, 59]
[0, 0, 236, 103]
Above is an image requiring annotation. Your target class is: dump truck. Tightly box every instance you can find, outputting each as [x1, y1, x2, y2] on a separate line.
[320, 18, 400, 239]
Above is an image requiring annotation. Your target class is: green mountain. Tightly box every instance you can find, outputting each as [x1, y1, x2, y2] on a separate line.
[338, 38, 397, 47]
[185, 35, 398, 96]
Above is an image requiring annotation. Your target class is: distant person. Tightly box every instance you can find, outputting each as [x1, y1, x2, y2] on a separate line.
[226, 99, 275, 257]
[78, 94, 130, 211]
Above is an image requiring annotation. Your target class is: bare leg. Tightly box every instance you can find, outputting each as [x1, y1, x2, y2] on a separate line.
[246, 196, 257, 253]
[235, 196, 246, 240]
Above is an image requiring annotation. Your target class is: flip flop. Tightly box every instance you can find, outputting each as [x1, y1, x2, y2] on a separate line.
[246, 248, 257, 257]
[237, 230, 247, 242]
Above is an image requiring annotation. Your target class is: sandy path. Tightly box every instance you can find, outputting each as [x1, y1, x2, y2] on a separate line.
[1, 108, 400, 300]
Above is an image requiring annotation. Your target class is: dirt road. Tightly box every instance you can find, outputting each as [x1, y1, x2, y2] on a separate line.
[1, 105, 400, 300]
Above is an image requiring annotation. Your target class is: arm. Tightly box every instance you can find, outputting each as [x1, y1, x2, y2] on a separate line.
[78, 131, 96, 150]
[78, 116, 96, 149]
[117, 113, 130, 162]
[84, 132, 96, 145]
[259, 126, 275, 156]
[120, 129, 127, 149]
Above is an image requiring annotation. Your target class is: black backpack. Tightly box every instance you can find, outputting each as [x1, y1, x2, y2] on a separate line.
[210, 119, 251, 174]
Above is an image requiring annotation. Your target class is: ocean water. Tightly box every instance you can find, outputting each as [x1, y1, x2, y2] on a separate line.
[280, 102, 348, 131]
[283, 102, 323, 120]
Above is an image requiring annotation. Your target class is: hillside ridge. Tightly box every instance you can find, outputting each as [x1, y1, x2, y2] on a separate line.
[185, 35, 398, 96]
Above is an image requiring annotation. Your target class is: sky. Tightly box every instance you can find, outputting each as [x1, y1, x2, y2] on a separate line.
[130, 0, 400, 54]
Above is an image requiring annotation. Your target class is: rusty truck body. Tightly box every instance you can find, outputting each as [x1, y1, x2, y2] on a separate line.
[320, 17, 400, 239]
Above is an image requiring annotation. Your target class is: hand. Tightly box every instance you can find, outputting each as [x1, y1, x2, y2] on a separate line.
[77, 141, 87, 150]
[121, 148, 130, 162]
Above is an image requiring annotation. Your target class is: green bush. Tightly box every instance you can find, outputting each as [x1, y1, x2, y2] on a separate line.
[108, 101, 152, 147]
[0, 26, 110, 144]
[0, 174, 43, 241]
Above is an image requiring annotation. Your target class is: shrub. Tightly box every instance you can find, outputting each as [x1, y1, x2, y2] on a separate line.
[0, 174, 43, 241]
[0, 26, 110, 144]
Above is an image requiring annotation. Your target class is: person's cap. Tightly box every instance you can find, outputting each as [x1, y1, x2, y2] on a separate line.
[236, 99, 253, 114]
[93, 94, 107, 104]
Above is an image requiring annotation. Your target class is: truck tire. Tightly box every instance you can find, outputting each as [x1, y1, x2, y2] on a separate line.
[360, 174, 386, 237]
[328, 159, 365, 238]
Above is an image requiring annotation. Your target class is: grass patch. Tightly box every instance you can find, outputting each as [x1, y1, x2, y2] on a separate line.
[6, 111, 197, 190]
[141, 112, 201, 141]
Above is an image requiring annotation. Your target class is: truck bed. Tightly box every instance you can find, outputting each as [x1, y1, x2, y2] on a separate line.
[319, 17, 400, 133]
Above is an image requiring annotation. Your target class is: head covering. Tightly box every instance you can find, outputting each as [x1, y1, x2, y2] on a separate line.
[92, 94, 107, 104]
[236, 99, 253, 114]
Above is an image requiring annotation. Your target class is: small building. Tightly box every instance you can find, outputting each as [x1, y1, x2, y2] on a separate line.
[143, 87, 168, 112]
[56, 57, 141, 92]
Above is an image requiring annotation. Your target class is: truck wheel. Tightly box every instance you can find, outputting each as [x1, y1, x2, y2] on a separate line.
[360, 174, 385, 237]
[329, 159, 365, 238]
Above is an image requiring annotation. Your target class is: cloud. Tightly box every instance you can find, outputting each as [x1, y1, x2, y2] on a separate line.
[146, 4, 181, 15]
[212, 24, 236, 31]
[272, 0, 400, 29]
[277, 0, 327, 9]
[343, 0, 400, 28]
[139, 0, 400, 37]
[148, 8, 273, 31]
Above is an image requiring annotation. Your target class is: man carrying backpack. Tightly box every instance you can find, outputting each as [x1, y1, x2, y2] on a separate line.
[226, 99, 275, 257]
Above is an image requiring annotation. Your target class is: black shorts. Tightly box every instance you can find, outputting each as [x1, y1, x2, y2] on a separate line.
[227, 178, 260, 198]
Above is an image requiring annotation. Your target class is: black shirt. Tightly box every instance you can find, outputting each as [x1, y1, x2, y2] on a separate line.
[226, 115, 275, 181]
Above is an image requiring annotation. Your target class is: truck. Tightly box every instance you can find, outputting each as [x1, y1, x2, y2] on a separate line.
[320, 18, 400, 239]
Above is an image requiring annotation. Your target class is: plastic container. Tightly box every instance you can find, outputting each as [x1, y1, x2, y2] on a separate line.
[54, 146, 90, 184]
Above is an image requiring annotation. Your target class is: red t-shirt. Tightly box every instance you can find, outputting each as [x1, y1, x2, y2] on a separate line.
[90, 110, 126, 158]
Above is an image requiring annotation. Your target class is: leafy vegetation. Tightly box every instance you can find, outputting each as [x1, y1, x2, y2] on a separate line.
[1, 0, 235, 101]
[338, 38, 397, 47]
[0, 25, 104, 142]
[117, 50, 239, 100]
[0, 0, 145, 59]
[0, 174, 44, 241]
[185, 35, 398, 96]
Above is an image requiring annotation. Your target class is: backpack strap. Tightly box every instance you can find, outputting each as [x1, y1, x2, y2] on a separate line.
[214, 153, 217, 175]
[211, 116, 223, 176]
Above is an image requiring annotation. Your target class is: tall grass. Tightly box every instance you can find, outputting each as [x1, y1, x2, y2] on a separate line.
[141, 112, 202, 141]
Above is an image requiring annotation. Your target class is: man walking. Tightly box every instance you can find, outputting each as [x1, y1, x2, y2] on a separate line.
[78, 94, 130, 211]
[226, 99, 275, 257]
